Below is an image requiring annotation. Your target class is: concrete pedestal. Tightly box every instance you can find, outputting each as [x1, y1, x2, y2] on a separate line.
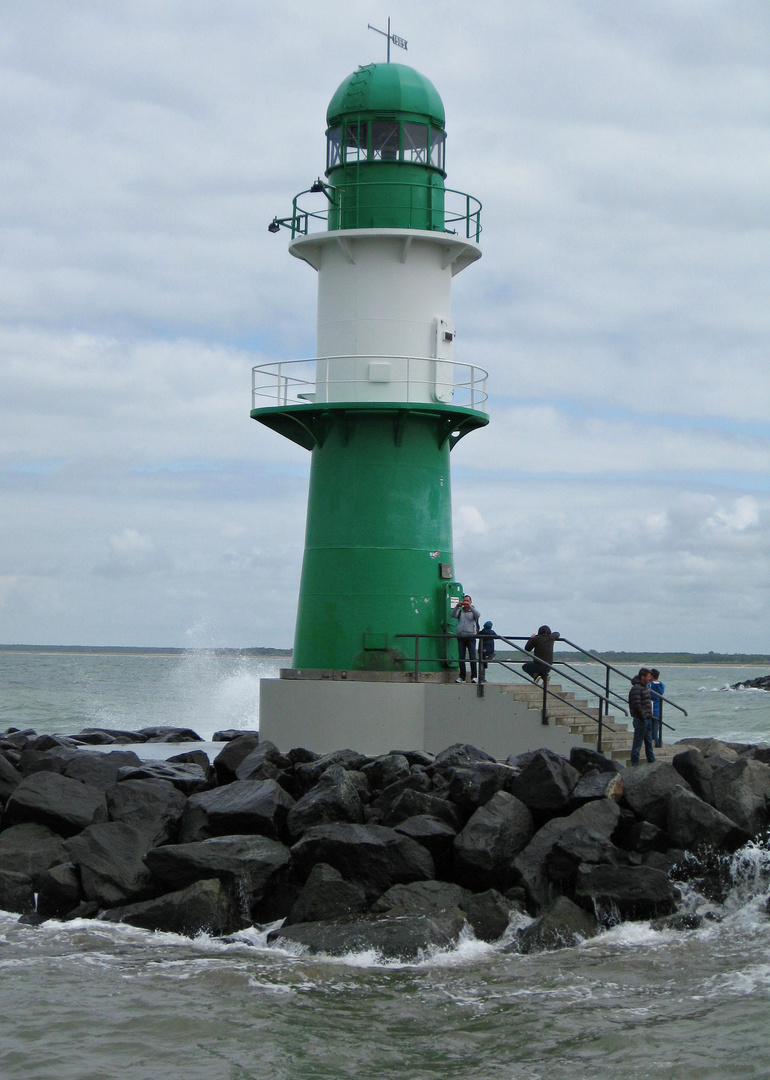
[258, 673, 588, 760]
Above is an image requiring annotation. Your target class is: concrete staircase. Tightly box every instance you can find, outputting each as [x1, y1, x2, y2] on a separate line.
[496, 681, 677, 766]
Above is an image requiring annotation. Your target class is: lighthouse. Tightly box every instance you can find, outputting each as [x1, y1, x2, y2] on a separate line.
[253, 58, 495, 753]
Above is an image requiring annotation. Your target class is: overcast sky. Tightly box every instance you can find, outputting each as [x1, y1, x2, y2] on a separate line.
[1, 0, 769, 652]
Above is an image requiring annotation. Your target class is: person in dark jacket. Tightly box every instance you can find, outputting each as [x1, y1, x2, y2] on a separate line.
[628, 667, 655, 765]
[522, 625, 560, 685]
[479, 620, 498, 672]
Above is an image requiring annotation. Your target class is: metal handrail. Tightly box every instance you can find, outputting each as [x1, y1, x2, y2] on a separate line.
[490, 636, 628, 715]
[252, 355, 489, 412]
[395, 632, 619, 753]
[280, 183, 482, 240]
[557, 637, 688, 720]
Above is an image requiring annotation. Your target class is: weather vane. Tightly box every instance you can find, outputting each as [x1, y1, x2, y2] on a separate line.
[367, 17, 407, 63]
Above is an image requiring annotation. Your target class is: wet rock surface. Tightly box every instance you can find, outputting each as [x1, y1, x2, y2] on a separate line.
[0, 729, 767, 954]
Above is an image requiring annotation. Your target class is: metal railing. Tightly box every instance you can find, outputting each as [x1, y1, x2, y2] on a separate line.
[273, 183, 482, 241]
[395, 632, 688, 756]
[557, 637, 688, 748]
[252, 356, 489, 412]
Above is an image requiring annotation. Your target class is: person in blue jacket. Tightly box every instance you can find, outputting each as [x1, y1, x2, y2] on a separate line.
[649, 668, 665, 744]
[479, 620, 498, 673]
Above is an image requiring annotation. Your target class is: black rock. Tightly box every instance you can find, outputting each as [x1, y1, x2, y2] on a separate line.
[360, 754, 412, 792]
[0, 869, 36, 915]
[77, 728, 148, 744]
[570, 748, 621, 776]
[620, 763, 692, 829]
[369, 771, 432, 815]
[570, 772, 624, 804]
[36, 863, 82, 918]
[462, 889, 515, 942]
[145, 835, 292, 916]
[116, 762, 210, 797]
[545, 825, 629, 882]
[102, 878, 248, 937]
[666, 787, 749, 851]
[284, 863, 368, 926]
[267, 910, 466, 960]
[709, 757, 770, 836]
[136, 727, 203, 743]
[167, 750, 214, 780]
[235, 740, 291, 782]
[574, 863, 680, 922]
[290, 823, 435, 902]
[453, 790, 534, 890]
[213, 733, 261, 784]
[62, 751, 143, 791]
[506, 749, 580, 814]
[294, 750, 369, 788]
[0, 822, 69, 885]
[514, 798, 621, 910]
[0, 754, 23, 802]
[213, 729, 259, 742]
[445, 762, 514, 812]
[672, 748, 715, 804]
[514, 896, 599, 954]
[393, 815, 457, 876]
[4, 772, 107, 837]
[432, 743, 497, 772]
[106, 778, 188, 847]
[65, 821, 155, 907]
[381, 787, 464, 831]
[371, 879, 467, 916]
[180, 779, 295, 842]
[286, 765, 364, 839]
[730, 675, 770, 691]
[18, 746, 79, 778]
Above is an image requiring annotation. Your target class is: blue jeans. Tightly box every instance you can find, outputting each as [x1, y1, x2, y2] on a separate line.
[631, 716, 655, 765]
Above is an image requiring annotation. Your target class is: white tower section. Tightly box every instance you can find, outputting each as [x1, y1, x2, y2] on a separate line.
[290, 228, 481, 404]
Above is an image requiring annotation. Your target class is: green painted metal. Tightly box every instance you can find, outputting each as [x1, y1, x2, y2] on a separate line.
[251, 400, 488, 670]
[327, 64, 445, 128]
[325, 64, 447, 232]
[291, 411, 456, 671]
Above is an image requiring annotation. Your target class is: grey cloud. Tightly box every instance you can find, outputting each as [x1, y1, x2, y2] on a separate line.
[1, 2, 768, 650]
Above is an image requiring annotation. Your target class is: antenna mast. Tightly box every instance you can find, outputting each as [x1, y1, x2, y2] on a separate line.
[367, 17, 407, 62]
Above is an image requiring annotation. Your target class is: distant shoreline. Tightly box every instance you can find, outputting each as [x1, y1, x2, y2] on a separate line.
[0, 645, 292, 657]
[1, 644, 768, 665]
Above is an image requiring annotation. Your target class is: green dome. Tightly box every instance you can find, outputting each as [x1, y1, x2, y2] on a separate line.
[327, 64, 445, 129]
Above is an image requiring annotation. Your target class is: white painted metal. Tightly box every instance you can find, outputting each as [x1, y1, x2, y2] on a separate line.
[289, 229, 481, 405]
[251, 355, 488, 411]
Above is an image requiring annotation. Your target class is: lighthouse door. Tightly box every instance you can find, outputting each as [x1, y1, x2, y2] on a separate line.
[433, 317, 455, 403]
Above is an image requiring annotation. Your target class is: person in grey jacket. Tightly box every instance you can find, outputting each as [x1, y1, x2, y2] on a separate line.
[628, 667, 655, 765]
[451, 594, 480, 683]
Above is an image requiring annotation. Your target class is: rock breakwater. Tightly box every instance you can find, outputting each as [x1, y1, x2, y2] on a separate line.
[1, 726, 768, 958]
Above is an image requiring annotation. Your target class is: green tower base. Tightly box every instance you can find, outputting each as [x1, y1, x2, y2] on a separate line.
[252, 400, 488, 671]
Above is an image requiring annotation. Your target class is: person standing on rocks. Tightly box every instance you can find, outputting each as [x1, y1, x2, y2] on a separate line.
[522, 625, 560, 686]
[451, 594, 480, 683]
[629, 667, 656, 765]
[649, 668, 665, 745]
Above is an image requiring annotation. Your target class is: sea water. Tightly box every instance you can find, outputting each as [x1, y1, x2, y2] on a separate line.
[1, 650, 770, 1079]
